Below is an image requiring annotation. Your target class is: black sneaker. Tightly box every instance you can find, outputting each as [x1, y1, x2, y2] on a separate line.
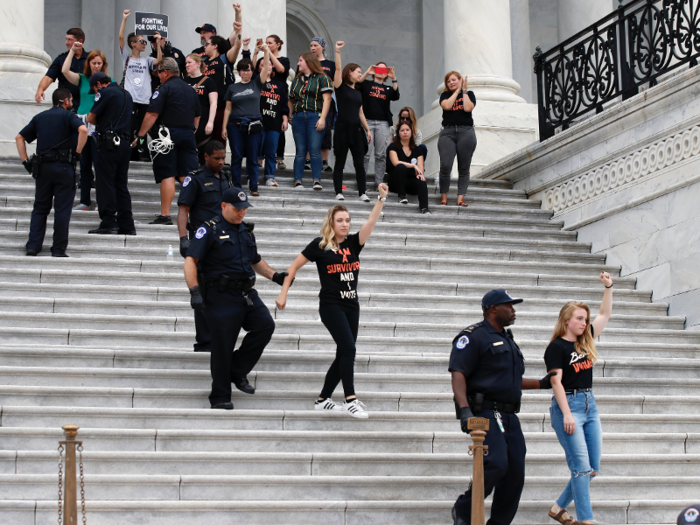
[211, 401, 234, 410]
[399, 195, 408, 204]
[25, 248, 38, 256]
[304, 161, 311, 171]
[323, 161, 332, 172]
[421, 208, 431, 215]
[150, 215, 173, 225]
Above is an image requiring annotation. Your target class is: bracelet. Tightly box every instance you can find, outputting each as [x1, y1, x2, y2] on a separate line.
[378, 195, 386, 202]
[392, 79, 397, 83]
[605, 283, 613, 288]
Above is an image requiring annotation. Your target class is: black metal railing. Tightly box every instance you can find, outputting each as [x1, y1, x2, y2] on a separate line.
[534, 0, 700, 141]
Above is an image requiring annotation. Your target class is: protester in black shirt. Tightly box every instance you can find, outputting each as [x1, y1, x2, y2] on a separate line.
[257, 57, 288, 187]
[358, 62, 400, 189]
[192, 3, 243, 57]
[385, 123, 430, 214]
[331, 41, 372, 202]
[544, 272, 613, 525]
[276, 183, 389, 419]
[310, 37, 335, 172]
[185, 53, 218, 163]
[36, 28, 88, 107]
[438, 71, 477, 206]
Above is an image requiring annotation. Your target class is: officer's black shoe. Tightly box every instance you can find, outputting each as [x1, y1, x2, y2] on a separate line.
[118, 228, 137, 235]
[194, 346, 211, 353]
[51, 252, 69, 258]
[25, 248, 38, 256]
[232, 376, 255, 395]
[211, 401, 234, 410]
[452, 507, 468, 525]
[150, 215, 173, 225]
[88, 227, 119, 234]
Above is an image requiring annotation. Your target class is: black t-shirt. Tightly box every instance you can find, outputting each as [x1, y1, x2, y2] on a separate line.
[544, 327, 595, 390]
[359, 80, 400, 123]
[335, 83, 363, 124]
[192, 46, 206, 58]
[302, 233, 364, 309]
[272, 56, 291, 81]
[203, 54, 235, 105]
[319, 59, 336, 81]
[440, 90, 477, 127]
[260, 78, 289, 131]
[385, 143, 424, 174]
[184, 75, 217, 118]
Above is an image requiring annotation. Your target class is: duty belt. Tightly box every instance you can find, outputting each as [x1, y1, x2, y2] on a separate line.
[469, 394, 520, 414]
[205, 275, 256, 306]
[97, 132, 131, 141]
[38, 150, 72, 164]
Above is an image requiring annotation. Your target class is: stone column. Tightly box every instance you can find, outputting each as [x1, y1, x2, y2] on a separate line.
[510, 0, 533, 104]
[216, 0, 286, 51]
[0, 0, 53, 155]
[558, 0, 613, 42]
[161, 0, 217, 56]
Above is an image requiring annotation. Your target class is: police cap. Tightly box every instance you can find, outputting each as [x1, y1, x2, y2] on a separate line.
[222, 187, 252, 209]
[195, 23, 217, 34]
[89, 72, 110, 88]
[678, 505, 700, 525]
[481, 289, 523, 309]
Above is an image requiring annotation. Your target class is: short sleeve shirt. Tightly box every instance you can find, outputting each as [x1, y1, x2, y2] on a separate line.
[440, 90, 477, 127]
[46, 50, 89, 107]
[544, 326, 595, 390]
[177, 168, 232, 229]
[335, 83, 363, 124]
[224, 77, 264, 119]
[89, 83, 134, 135]
[147, 76, 201, 128]
[289, 73, 333, 114]
[359, 80, 400, 123]
[301, 233, 364, 309]
[203, 55, 234, 105]
[120, 47, 156, 104]
[385, 143, 424, 175]
[19, 106, 84, 154]
[184, 75, 217, 116]
[261, 78, 289, 131]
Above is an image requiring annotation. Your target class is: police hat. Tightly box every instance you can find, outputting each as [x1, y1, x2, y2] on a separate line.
[195, 23, 217, 34]
[678, 505, 700, 525]
[88, 72, 110, 89]
[222, 187, 252, 209]
[481, 289, 524, 309]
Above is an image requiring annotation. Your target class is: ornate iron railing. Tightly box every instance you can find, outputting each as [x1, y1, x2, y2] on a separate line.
[534, 0, 700, 141]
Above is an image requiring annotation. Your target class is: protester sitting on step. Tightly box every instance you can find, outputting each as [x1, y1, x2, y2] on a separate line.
[438, 71, 476, 207]
[61, 43, 112, 212]
[385, 123, 430, 214]
[545, 272, 614, 525]
[276, 184, 390, 419]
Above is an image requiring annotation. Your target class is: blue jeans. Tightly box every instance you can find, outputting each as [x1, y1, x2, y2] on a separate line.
[291, 111, 323, 183]
[261, 129, 280, 179]
[550, 391, 602, 521]
[227, 123, 263, 191]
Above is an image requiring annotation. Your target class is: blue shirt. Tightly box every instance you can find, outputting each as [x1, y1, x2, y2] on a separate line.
[187, 215, 261, 281]
[448, 320, 525, 404]
[46, 50, 89, 107]
[147, 76, 201, 129]
[177, 167, 232, 229]
[89, 83, 134, 135]
[19, 106, 83, 155]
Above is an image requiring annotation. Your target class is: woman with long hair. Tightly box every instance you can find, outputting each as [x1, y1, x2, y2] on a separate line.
[385, 122, 429, 214]
[545, 272, 614, 525]
[264, 34, 291, 169]
[276, 183, 390, 418]
[387, 106, 427, 160]
[332, 41, 372, 202]
[61, 43, 111, 211]
[309, 37, 335, 172]
[438, 71, 476, 206]
[184, 53, 218, 164]
[287, 52, 333, 190]
[256, 55, 289, 187]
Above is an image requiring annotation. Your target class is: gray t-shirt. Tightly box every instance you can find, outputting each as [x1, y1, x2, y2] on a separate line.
[120, 46, 156, 105]
[224, 77, 263, 119]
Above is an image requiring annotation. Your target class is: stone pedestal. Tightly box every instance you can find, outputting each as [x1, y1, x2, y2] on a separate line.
[0, 0, 53, 155]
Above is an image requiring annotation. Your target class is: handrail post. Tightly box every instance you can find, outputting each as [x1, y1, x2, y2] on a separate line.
[468, 417, 490, 525]
[60, 424, 80, 524]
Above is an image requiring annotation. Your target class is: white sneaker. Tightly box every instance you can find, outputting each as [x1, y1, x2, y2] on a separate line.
[265, 178, 278, 187]
[336, 193, 345, 201]
[342, 399, 369, 419]
[359, 193, 370, 202]
[313, 180, 323, 191]
[294, 182, 304, 190]
[315, 398, 341, 411]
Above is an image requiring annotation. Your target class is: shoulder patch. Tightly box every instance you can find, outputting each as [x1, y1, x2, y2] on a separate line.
[94, 92, 101, 102]
[456, 335, 470, 349]
[152, 90, 159, 99]
[195, 226, 207, 239]
[182, 176, 191, 187]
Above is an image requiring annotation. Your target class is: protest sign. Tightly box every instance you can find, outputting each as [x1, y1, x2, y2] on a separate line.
[134, 12, 169, 38]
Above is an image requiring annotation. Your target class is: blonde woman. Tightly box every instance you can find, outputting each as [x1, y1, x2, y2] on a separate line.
[545, 272, 614, 525]
[276, 183, 389, 418]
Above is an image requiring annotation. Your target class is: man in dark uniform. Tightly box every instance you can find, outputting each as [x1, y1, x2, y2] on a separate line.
[150, 36, 186, 88]
[134, 57, 201, 226]
[87, 72, 137, 235]
[16, 88, 88, 256]
[184, 187, 288, 409]
[35, 28, 89, 108]
[177, 140, 232, 353]
[449, 289, 555, 525]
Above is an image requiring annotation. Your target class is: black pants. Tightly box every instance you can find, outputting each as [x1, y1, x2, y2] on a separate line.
[453, 409, 526, 525]
[333, 123, 367, 196]
[387, 164, 429, 210]
[130, 103, 150, 161]
[79, 136, 98, 206]
[26, 162, 75, 255]
[319, 303, 359, 399]
[204, 288, 275, 405]
[95, 140, 135, 231]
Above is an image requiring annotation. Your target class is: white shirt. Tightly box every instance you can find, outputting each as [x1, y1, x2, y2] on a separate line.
[120, 46, 156, 105]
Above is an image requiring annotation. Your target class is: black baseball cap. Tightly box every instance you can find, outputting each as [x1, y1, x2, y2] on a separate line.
[481, 289, 524, 309]
[678, 505, 700, 525]
[88, 72, 109, 88]
[195, 23, 217, 34]
[222, 187, 252, 209]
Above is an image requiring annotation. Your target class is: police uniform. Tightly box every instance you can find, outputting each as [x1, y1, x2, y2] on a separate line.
[89, 80, 136, 233]
[20, 105, 84, 255]
[150, 42, 186, 89]
[178, 166, 233, 352]
[145, 76, 201, 185]
[186, 189, 275, 407]
[449, 294, 527, 525]
[45, 50, 89, 110]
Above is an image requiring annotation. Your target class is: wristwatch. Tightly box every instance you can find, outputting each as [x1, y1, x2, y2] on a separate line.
[378, 195, 386, 202]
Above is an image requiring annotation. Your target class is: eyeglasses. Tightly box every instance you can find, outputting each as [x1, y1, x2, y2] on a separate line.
[204, 42, 212, 47]
[400, 117, 411, 122]
[157, 69, 167, 74]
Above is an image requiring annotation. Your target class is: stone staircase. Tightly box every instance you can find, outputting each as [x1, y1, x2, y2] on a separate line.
[0, 157, 698, 524]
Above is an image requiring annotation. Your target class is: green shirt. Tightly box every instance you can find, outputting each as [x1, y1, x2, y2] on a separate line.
[77, 73, 114, 115]
[289, 73, 333, 114]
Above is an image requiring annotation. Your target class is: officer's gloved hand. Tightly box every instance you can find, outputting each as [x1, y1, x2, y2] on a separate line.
[22, 159, 33, 175]
[272, 271, 290, 286]
[189, 286, 204, 310]
[539, 371, 556, 389]
[459, 406, 475, 434]
[179, 236, 190, 258]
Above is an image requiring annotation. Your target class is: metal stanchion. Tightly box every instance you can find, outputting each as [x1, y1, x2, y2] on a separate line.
[468, 417, 489, 525]
[58, 424, 86, 525]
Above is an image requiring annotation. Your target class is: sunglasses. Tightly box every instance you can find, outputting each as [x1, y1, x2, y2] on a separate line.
[137, 39, 148, 45]
[157, 69, 167, 74]
[400, 117, 411, 121]
[204, 42, 212, 47]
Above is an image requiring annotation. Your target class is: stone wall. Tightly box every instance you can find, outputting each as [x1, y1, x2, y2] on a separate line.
[478, 64, 700, 329]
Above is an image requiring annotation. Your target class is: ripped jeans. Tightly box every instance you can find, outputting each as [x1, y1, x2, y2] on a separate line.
[550, 391, 602, 521]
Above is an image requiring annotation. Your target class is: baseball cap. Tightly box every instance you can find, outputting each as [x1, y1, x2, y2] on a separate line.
[222, 187, 252, 209]
[481, 289, 524, 309]
[678, 505, 700, 525]
[195, 23, 217, 34]
[88, 72, 109, 88]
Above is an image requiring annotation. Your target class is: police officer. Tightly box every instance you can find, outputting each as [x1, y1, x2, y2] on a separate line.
[134, 57, 201, 226]
[449, 289, 555, 525]
[16, 88, 88, 256]
[150, 36, 186, 89]
[177, 140, 232, 352]
[86, 72, 137, 235]
[185, 187, 288, 409]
